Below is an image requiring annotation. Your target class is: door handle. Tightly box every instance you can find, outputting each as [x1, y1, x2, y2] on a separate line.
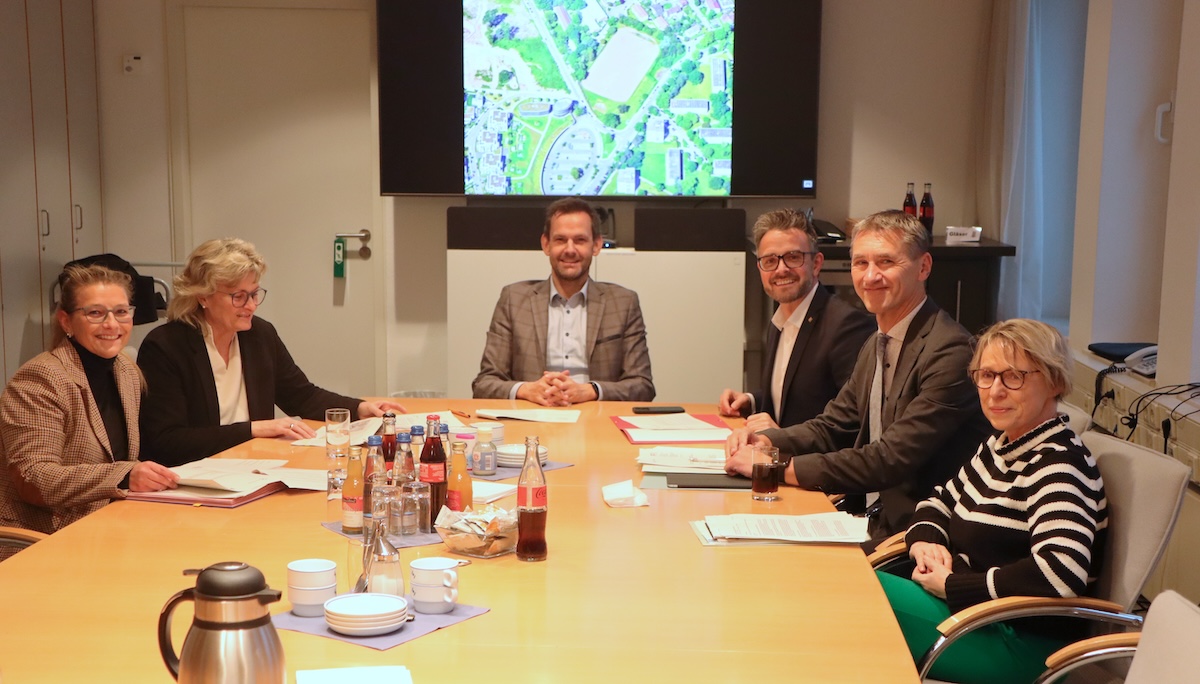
[335, 229, 371, 259]
[74, 204, 84, 233]
[40, 209, 50, 251]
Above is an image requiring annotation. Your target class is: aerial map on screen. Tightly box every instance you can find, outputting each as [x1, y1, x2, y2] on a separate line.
[463, 0, 735, 196]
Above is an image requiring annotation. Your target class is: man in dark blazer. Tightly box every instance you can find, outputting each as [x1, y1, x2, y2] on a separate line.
[726, 210, 991, 545]
[472, 197, 654, 405]
[718, 210, 874, 430]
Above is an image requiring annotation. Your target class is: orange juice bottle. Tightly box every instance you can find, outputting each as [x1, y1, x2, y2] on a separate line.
[445, 441, 473, 512]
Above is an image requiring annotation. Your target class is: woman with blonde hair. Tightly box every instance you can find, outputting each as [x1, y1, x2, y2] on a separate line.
[138, 238, 402, 466]
[1, 265, 178, 556]
[877, 319, 1107, 683]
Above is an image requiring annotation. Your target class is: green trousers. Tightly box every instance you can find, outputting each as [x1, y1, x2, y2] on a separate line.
[876, 571, 1067, 684]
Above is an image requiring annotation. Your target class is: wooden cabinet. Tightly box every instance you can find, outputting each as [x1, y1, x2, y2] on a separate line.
[0, 0, 103, 381]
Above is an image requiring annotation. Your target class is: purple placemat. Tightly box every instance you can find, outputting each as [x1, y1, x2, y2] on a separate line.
[470, 460, 573, 481]
[273, 601, 489, 650]
[321, 522, 442, 548]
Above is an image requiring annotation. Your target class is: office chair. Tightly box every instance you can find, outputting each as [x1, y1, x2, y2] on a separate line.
[0, 526, 48, 553]
[1058, 400, 1092, 435]
[868, 432, 1191, 682]
[1034, 590, 1200, 684]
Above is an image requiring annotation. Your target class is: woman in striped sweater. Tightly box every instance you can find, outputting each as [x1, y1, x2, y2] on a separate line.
[877, 319, 1108, 684]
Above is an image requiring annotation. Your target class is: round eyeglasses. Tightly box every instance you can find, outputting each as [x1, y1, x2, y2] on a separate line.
[72, 305, 136, 324]
[219, 288, 268, 307]
[969, 368, 1040, 390]
[756, 250, 816, 272]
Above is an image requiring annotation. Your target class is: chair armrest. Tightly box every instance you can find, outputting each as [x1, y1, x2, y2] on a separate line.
[937, 596, 1129, 636]
[917, 596, 1143, 680]
[1044, 632, 1140, 670]
[1033, 632, 1140, 684]
[0, 526, 49, 546]
[866, 531, 907, 568]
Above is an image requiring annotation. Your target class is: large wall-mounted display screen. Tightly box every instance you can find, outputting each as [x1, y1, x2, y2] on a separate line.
[379, 1, 822, 198]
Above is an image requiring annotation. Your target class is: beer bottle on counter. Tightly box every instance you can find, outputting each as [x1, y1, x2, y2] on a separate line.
[902, 182, 917, 216]
[342, 446, 365, 535]
[363, 435, 384, 526]
[919, 182, 935, 236]
[446, 441, 473, 512]
[380, 411, 397, 471]
[516, 436, 548, 562]
[419, 415, 448, 515]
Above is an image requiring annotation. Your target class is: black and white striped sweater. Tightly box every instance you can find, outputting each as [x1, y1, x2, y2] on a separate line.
[905, 416, 1108, 613]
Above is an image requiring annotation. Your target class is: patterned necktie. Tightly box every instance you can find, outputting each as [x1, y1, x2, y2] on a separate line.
[869, 333, 890, 442]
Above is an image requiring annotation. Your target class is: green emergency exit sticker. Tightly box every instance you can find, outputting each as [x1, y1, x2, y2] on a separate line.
[334, 237, 346, 278]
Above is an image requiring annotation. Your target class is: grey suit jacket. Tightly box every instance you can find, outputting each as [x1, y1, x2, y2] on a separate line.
[0, 342, 140, 539]
[761, 298, 991, 541]
[750, 286, 875, 427]
[472, 279, 655, 401]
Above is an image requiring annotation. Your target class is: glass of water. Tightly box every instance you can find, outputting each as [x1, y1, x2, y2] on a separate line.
[325, 408, 351, 500]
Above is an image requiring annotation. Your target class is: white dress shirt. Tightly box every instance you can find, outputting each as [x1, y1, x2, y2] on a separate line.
[203, 324, 250, 426]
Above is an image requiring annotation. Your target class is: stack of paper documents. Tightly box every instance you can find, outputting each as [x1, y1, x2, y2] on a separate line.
[475, 408, 580, 423]
[127, 458, 327, 508]
[291, 417, 383, 447]
[698, 513, 869, 544]
[612, 413, 731, 444]
[636, 446, 727, 474]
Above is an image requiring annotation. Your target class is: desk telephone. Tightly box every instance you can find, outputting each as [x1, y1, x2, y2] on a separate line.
[1124, 345, 1158, 378]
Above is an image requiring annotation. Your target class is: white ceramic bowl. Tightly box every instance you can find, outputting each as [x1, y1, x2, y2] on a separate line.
[325, 618, 406, 637]
[289, 583, 337, 617]
[495, 443, 548, 465]
[323, 592, 409, 619]
[286, 558, 337, 588]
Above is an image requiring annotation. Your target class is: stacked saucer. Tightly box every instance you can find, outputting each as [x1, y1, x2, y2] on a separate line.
[324, 593, 409, 637]
[495, 443, 548, 469]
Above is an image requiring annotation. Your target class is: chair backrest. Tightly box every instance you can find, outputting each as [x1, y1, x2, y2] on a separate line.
[1127, 590, 1200, 683]
[1058, 401, 1092, 435]
[1082, 432, 1191, 611]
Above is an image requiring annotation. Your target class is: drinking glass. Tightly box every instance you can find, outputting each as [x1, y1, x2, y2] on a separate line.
[400, 481, 432, 535]
[751, 445, 783, 502]
[325, 408, 351, 500]
[344, 537, 365, 594]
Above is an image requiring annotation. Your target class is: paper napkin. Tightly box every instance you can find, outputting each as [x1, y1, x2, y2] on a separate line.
[602, 479, 649, 508]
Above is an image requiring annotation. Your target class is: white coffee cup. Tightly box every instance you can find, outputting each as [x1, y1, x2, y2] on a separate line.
[410, 581, 458, 614]
[409, 557, 462, 586]
[287, 558, 337, 588]
[288, 583, 336, 617]
[471, 421, 504, 445]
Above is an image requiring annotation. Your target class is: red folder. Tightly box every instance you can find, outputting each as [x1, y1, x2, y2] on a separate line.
[609, 414, 731, 444]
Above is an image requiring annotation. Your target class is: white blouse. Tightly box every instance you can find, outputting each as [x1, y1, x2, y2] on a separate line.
[202, 325, 250, 425]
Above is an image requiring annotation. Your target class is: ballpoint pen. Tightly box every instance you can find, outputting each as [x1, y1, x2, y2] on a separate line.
[451, 409, 472, 421]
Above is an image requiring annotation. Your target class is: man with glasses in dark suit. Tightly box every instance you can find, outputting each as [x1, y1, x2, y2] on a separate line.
[718, 209, 874, 430]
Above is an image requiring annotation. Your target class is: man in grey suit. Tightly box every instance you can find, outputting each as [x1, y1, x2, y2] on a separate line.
[718, 209, 875, 431]
[472, 197, 655, 406]
[726, 210, 990, 545]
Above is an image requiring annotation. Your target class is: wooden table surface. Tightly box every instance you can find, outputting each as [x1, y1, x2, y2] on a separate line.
[0, 399, 918, 682]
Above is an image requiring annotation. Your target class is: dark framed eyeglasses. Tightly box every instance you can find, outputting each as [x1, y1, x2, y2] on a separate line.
[969, 368, 1040, 390]
[219, 288, 268, 307]
[756, 250, 816, 272]
[72, 305, 136, 324]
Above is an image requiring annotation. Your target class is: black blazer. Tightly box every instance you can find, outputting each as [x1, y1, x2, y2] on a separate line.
[138, 318, 361, 466]
[763, 298, 992, 541]
[750, 286, 875, 427]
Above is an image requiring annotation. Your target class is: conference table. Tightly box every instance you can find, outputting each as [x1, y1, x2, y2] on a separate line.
[0, 400, 918, 682]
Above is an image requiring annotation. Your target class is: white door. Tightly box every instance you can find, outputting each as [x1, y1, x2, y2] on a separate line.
[166, 1, 382, 398]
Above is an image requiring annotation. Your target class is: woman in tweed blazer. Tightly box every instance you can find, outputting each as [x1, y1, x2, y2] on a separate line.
[0, 266, 178, 553]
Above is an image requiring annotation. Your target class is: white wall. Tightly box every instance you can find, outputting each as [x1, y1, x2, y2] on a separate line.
[93, 1, 994, 395]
